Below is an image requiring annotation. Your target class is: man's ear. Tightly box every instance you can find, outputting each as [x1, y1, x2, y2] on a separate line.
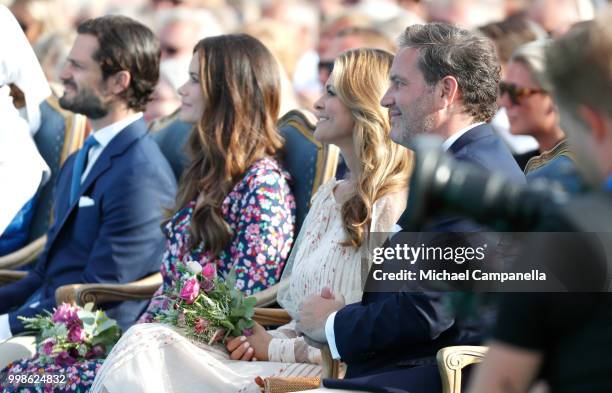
[108, 70, 131, 95]
[578, 105, 607, 143]
[435, 75, 460, 110]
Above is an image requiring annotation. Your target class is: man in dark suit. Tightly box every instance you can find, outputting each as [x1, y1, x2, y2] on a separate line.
[297, 23, 524, 393]
[0, 15, 176, 342]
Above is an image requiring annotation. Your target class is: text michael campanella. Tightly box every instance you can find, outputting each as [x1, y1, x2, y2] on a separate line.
[370, 243, 546, 282]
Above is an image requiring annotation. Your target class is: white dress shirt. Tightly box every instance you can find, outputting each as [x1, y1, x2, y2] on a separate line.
[81, 112, 143, 182]
[324, 122, 485, 360]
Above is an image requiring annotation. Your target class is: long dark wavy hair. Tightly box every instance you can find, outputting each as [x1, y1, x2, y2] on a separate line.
[173, 34, 283, 256]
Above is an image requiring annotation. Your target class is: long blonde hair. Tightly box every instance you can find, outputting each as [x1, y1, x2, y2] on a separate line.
[331, 48, 412, 247]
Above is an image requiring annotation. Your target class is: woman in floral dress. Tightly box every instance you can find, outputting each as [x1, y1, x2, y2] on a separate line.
[1, 34, 295, 392]
[90, 48, 412, 393]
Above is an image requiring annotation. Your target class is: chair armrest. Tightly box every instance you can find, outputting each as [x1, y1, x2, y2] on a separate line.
[0, 236, 46, 270]
[253, 284, 279, 307]
[0, 270, 28, 286]
[252, 308, 292, 326]
[437, 345, 489, 393]
[55, 273, 163, 307]
[321, 345, 341, 379]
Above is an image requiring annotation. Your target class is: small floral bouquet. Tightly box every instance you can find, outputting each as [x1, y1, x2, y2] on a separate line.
[18, 303, 121, 366]
[155, 261, 257, 344]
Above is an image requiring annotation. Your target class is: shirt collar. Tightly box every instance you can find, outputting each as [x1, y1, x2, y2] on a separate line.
[442, 122, 485, 151]
[91, 112, 143, 148]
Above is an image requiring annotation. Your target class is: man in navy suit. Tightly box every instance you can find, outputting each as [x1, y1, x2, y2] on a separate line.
[0, 15, 177, 341]
[297, 23, 525, 393]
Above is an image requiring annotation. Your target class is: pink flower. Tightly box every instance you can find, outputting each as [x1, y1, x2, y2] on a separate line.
[42, 339, 55, 356]
[55, 351, 76, 366]
[202, 263, 216, 280]
[179, 278, 200, 304]
[200, 278, 214, 293]
[68, 325, 85, 343]
[194, 317, 209, 334]
[52, 303, 80, 326]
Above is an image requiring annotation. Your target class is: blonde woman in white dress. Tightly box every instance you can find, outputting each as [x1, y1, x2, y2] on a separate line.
[91, 48, 412, 393]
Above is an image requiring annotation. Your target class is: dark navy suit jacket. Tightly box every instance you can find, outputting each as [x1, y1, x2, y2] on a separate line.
[0, 118, 177, 333]
[325, 124, 525, 392]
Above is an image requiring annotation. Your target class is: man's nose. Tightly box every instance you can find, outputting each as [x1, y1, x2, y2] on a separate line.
[380, 89, 393, 108]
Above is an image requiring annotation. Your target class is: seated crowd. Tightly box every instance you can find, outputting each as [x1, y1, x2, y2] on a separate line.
[0, 1, 611, 393]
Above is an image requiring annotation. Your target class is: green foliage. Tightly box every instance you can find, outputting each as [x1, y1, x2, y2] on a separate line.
[18, 302, 121, 365]
[155, 266, 257, 344]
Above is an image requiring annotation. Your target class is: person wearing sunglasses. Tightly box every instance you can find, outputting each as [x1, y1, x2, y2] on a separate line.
[501, 39, 585, 194]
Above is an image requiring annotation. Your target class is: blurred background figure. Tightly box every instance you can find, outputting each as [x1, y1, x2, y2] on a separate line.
[143, 58, 188, 124]
[501, 40, 584, 192]
[502, 41, 564, 154]
[318, 26, 396, 87]
[9, 0, 66, 45]
[262, 0, 321, 109]
[317, 11, 373, 58]
[142, 7, 222, 124]
[479, 13, 547, 167]
[426, 0, 505, 28]
[155, 7, 222, 62]
[241, 18, 300, 115]
[33, 30, 76, 96]
[526, 0, 594, 36]
[0, 4, 50, 255]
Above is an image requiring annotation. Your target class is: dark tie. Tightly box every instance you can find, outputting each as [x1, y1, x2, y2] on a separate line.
[70, 135, 99, 204]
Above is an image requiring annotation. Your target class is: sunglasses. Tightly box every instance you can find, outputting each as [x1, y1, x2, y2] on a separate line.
[499, 82, 547, 105]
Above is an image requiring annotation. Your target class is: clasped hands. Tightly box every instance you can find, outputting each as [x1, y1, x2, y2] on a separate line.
[296, 287, 345, 348]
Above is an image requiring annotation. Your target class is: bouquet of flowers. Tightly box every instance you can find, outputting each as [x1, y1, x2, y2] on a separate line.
[155, 261, 257, 344]
[18, 303, 121, 366]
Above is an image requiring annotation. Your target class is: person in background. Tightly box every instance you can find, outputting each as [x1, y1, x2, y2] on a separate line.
[0, 5, 51, 255]
[526, 0, 593, 37]
[501, 40, 584, 193]
[479, 14, 546, 168]
[143, 57, 188, 124]
[9, 0, 65, 45]
[33, 30, 77, 96]
[156, 7, 222, 61]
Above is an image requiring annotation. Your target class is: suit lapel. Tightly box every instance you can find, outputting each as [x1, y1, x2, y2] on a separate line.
[447, 124, 493, 156]
[48, 119, 148, 246]
[393, 125, 495, 235]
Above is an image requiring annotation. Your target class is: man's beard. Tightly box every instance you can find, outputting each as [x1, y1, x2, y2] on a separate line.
[59, 85, 110, 119]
